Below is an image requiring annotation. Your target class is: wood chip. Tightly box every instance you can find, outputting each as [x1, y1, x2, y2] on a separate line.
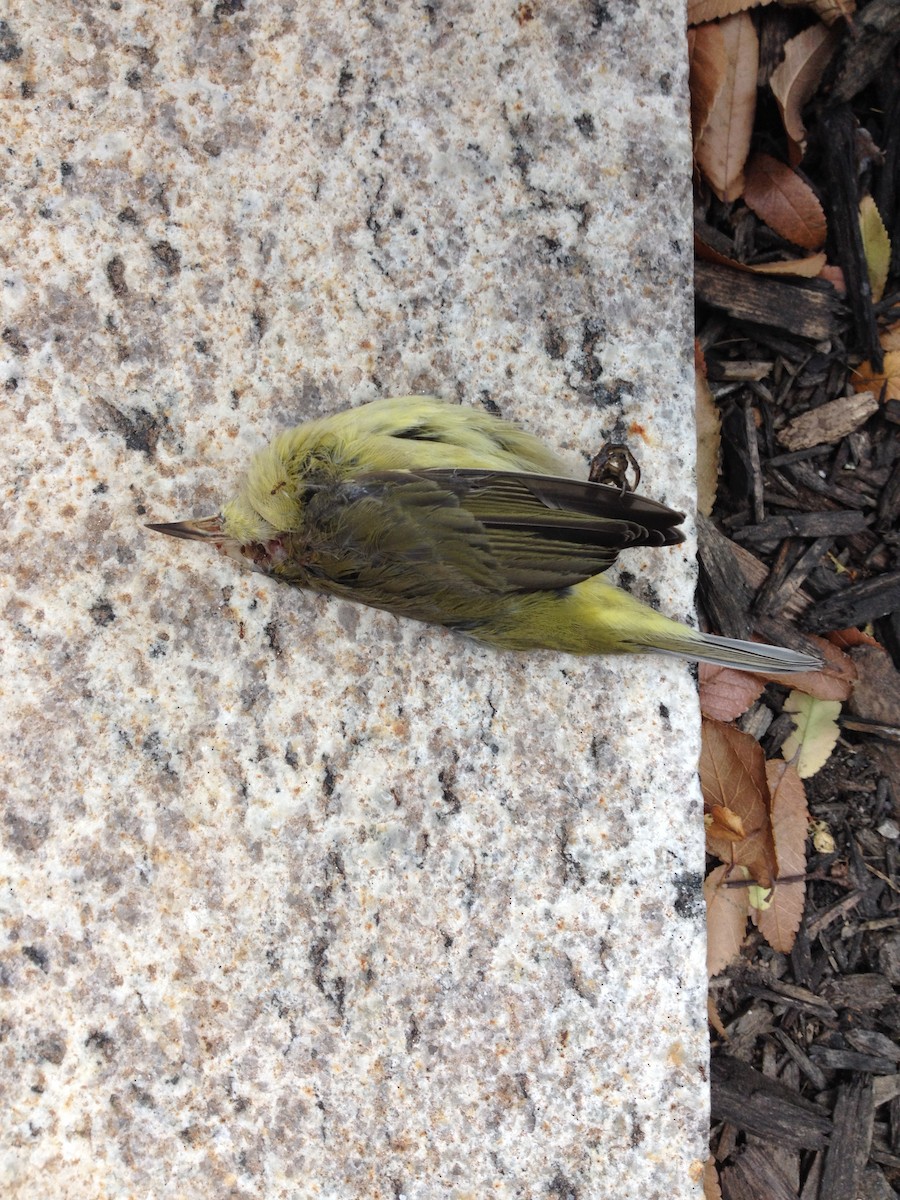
[773, 1029, 829, 1092]
[711, 1056, 832, 1149]
[695, 261, 839, 340]
[821, 973, 897, 1012]
[753, 537, 831, 619]
[804, 571, 900, 633]
[778, 391, 880, 451]
[819, 1077, 875, 1200]
[809, 1046, 897, 1074]
[719, 1143, 800, 1200]
[735, 511, 869, 544]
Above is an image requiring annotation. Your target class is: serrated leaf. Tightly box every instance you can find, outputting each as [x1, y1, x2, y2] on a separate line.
[762, 633, 856, 702]
[704, 1155, 724, 1200]
[754, 760, 809, 952]
[694, 232, 826, 276]
[689, 23, 727, 147]
[705, 864, 751, 978]
[695, 12, 758, 202]
[859, 195, 891, 303]
[701, 719, 777, 887]
[853, 350, 900, 401]
[827, 626, 882, 650]
[696, 367, 721, 517]
[770, 23, 840, 151]
[781, 692, 842, 777]
[743, 153, 827, 250]
[699, 663, 765, 721]
[707, 804, 747, 842]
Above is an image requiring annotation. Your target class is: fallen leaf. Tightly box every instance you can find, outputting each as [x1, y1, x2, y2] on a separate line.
[827, 626, 882, 650]
[707, 996, 728, 1040]
[704, 1154, 724, 1200]
[695, 12, 758, 202]
[741, 253, 827, 277]
[782, 692, 842, 777]
[756, 633, 856, 702]
[754, 760, 809, 952]
[700, 662, 765, 721]
[811, 819, 836, 854]
[846, 647, 900, 790]
[818, 262, 846, 294]
[748, 883, 773, 910]
[705, 864, 751, 977]
[770, 23, 840, 151]
[881, 322, 900, 353]
[743, 153, 827, 249]
[707, 804, 747, 842]
[859, 195, 891, 304]
[689, 0, 773, 22]
[852, 351, 900, 401]
[689, 23, 727, 147]
[694, 232, 826, 276]
[696, 368, 721, 517]
[701, 718, 777, 886]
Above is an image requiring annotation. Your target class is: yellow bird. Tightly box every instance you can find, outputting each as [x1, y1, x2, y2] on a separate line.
[148, 395, 821, 673]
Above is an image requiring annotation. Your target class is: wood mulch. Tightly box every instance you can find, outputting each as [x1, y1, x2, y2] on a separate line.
[693, 4, 900, 1197]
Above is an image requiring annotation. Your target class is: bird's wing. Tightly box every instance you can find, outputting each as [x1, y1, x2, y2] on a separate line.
[281, 468, 684, 599]
[421, 468, 685, 590]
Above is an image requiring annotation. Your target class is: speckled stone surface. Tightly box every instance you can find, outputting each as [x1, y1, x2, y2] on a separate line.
[0, 2, 705, 1197]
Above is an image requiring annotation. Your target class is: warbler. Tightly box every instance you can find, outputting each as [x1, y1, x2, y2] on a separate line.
[148, 395, 821, 673]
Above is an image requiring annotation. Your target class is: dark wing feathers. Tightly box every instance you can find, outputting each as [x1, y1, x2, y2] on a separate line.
[420, 468, 686, 544]
[290, 467, 684, 600]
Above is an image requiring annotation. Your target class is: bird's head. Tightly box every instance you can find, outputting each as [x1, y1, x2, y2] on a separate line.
[146, 431, 307, 561]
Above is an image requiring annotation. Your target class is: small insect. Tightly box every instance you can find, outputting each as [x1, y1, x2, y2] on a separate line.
[148, 395, 821, 673]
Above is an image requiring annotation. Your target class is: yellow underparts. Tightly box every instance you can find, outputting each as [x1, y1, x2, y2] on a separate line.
[476, 577, 699, 657]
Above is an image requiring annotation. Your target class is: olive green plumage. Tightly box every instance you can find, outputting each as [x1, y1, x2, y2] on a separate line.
[148, 395, 821, 673]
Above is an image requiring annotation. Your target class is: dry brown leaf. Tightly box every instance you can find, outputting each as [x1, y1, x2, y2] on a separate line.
[828, 626, 882, 650]
[762, 633, 856, 702]
[777, 390, 879, 451]
[847, 644, 900, 727]
[818, 262, 846, 294]
[853, 351, 900, 401]
[689, 0, 774, 22]
[770, 23, 840, 151]
[699, 663, 766, 721]
[705, 864, 751, 977]
[694, 232, 826, 277]
[689, 23, 727, 147]
[695, 12, 758, 202]
[707, 804, 747, 842]
[707, 996, 728, 1039]
[696, 367, 721, 517]
[881, 322, 900, 353]
[704, 1155, 724, 1200]
[754, 760, 809, 952]
[746, 253, 827, 277]
[743, 153, 827, 250]
[859, 195, 891, 304]
[846, 646, 900, 809]
[701, 718, 777, 887]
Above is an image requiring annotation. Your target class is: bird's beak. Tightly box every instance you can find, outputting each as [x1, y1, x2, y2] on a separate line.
[145, 516, 224, 541]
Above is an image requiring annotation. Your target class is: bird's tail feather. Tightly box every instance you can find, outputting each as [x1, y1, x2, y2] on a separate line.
[643, 629, 822, 673]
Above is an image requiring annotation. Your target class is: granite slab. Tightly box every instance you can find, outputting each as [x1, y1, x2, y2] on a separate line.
[0, 2, 705, 1197]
